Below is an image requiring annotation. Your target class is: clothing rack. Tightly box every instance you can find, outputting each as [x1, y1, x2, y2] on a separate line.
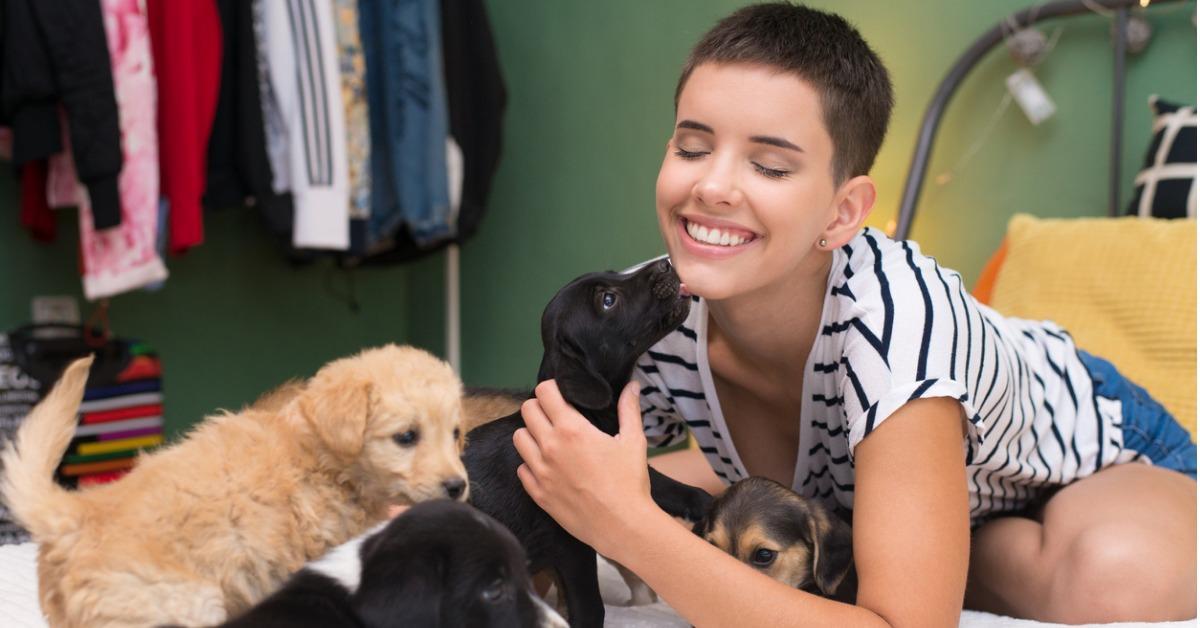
[894, 0, 1187, 240]
[446, 243, 461, 374]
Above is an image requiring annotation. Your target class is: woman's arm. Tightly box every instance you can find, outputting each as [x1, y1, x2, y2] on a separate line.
[514, 383, 969, 628]
[851, 396, 971, 627]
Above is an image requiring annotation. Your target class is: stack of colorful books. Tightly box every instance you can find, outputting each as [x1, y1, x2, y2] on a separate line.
[58, 343, 163, 488]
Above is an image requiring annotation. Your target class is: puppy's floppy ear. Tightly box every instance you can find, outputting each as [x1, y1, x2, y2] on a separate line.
[354, 550, 445, 628]
[551, 336, 611, 410]
[807, 505, 854, 597]
[298, 379, 373, 458]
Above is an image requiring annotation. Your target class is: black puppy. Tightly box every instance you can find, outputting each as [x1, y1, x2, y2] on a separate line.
[214, 500, 566, 628]
[464, 259, 713, 628]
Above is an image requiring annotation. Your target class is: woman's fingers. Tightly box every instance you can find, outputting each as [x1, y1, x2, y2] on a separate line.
[516, 462, 544, 502]
[513, 427, 548, 477]
[520, 397, 553, 442]
[616, 381, 646, 448]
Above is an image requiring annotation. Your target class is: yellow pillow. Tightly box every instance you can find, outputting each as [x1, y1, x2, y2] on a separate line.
[990, 214, 1196, 437]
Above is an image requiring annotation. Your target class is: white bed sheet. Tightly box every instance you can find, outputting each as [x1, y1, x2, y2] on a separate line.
[0, 543, 1191, 627]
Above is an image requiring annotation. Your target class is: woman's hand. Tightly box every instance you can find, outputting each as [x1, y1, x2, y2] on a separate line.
[513, 379, 657, 558]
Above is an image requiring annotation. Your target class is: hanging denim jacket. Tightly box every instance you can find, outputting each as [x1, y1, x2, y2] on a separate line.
[359, 0, 453, 249]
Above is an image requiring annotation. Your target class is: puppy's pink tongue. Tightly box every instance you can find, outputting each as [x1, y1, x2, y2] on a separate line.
[679, 283, 691, 297]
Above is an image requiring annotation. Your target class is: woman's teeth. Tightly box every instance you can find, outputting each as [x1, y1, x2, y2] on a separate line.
[685, 219, 752, 247]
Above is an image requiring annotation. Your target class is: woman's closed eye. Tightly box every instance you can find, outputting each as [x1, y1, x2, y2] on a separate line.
[752, 162, 790, 179]
[674, 145, 790, 180]
[674, 147, 708, 160]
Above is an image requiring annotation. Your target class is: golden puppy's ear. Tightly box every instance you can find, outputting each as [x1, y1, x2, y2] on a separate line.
[807, 506, 854, 597]
[299, 380, 373, 457]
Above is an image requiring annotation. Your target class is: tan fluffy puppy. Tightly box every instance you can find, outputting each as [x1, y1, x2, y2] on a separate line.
[246, 378, 306, 413]
[1, 344, 468, 628]
[250, 384, 523, 433]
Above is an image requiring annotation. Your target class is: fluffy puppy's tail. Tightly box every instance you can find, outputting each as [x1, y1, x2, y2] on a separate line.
[0, 355, 92, 539]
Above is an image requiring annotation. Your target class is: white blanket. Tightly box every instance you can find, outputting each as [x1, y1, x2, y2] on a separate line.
[0, 543, 1190, 627]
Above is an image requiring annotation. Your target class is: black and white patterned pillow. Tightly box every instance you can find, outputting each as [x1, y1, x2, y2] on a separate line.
[1126, 96, 1196, 219]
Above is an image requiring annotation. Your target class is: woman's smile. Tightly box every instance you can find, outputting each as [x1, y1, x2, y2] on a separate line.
[676, 215, 762, 259]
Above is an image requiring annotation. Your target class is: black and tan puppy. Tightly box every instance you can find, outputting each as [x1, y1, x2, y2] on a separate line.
[464, 259, 713, 628]
[215, 500, 566, 628]
[697, 477, 856, 602]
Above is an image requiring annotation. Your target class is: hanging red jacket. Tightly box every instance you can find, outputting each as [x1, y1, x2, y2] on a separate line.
[146, 0, 223, 254]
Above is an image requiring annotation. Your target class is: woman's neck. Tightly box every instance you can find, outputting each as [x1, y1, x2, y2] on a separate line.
[706, 252, 832, 378]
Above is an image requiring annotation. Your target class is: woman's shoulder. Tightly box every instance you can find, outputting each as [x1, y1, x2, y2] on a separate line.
[832, 228, 978, 342]
[840, 227, 939, 268]
[837, 228, 966, 296]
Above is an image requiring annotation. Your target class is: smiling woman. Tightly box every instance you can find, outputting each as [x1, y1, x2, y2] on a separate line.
[512, 3, 1196, 627]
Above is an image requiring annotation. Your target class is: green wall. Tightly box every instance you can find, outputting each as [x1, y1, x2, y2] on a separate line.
[1, 1, 1194, 433]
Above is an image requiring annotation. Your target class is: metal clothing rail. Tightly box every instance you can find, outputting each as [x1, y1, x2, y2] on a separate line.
[894, 0, 1187, 240]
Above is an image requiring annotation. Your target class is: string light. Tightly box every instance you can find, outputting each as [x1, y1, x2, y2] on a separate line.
[933, 23, 1061, 187]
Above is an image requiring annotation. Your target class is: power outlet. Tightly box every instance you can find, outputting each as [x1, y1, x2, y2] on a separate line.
[31, 296, 80, 326]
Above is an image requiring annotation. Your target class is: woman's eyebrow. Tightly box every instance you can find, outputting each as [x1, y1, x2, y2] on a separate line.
[676, 120, 803, 153]
[676, 119, 713, 133]
[749, 135, 803, 153]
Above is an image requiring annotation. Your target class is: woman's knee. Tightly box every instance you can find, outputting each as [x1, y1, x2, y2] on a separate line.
[1044, 522, 1193, 623]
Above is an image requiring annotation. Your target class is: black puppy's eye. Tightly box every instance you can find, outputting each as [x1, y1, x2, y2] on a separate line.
[393, 430, 419, 447]
[601, 291, 618, 310]
[481, 578, 506, 603]
[751, 548, 778, 567]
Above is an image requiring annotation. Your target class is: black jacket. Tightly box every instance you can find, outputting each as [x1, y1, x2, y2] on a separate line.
[1, 0, 123, 229]
[203, 0, 276, 212]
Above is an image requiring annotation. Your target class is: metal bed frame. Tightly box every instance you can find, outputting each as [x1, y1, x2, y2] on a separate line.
[895, 0, 1188, 240]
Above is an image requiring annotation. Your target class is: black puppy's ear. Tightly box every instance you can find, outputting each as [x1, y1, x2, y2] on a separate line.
[553, 336, 612, 410]
[807, 505, 854, 597]
[354, 552, 445, 628]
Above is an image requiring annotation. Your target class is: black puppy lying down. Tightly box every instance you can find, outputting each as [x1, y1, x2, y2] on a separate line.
[214, 500, 566, 628]
[696, 477, 857, 603]
[464, 259, 713, 628]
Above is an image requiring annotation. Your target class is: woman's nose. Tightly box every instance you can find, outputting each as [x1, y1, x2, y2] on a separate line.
[694, 160, 743, 208]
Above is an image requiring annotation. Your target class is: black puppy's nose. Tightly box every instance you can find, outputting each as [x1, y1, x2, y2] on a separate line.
[443, 478, 467, 500]
[653, 258, 671, 273]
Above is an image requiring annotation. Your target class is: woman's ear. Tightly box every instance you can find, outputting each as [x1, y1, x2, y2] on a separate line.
[821, 174, 877, 249]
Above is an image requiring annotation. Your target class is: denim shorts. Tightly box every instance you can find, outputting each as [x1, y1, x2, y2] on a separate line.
[1077, 350, 1196, 479]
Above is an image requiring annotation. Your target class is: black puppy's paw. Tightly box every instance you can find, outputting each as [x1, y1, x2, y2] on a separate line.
[648, 468, 714, 524]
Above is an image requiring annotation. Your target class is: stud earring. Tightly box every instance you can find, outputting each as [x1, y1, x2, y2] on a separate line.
[818, 238, 828, 248]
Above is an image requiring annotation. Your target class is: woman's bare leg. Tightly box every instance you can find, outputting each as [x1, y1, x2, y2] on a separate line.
[965, 463, 1196, 623]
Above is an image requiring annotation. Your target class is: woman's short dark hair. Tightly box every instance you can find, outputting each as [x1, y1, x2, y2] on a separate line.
[675, 2, 895, 184]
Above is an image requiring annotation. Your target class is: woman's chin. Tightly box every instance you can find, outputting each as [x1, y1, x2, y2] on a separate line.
[671, 264, 741, 302]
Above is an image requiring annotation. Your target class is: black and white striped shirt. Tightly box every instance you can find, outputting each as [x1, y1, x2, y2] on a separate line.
[635, 228, 1142, 523]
